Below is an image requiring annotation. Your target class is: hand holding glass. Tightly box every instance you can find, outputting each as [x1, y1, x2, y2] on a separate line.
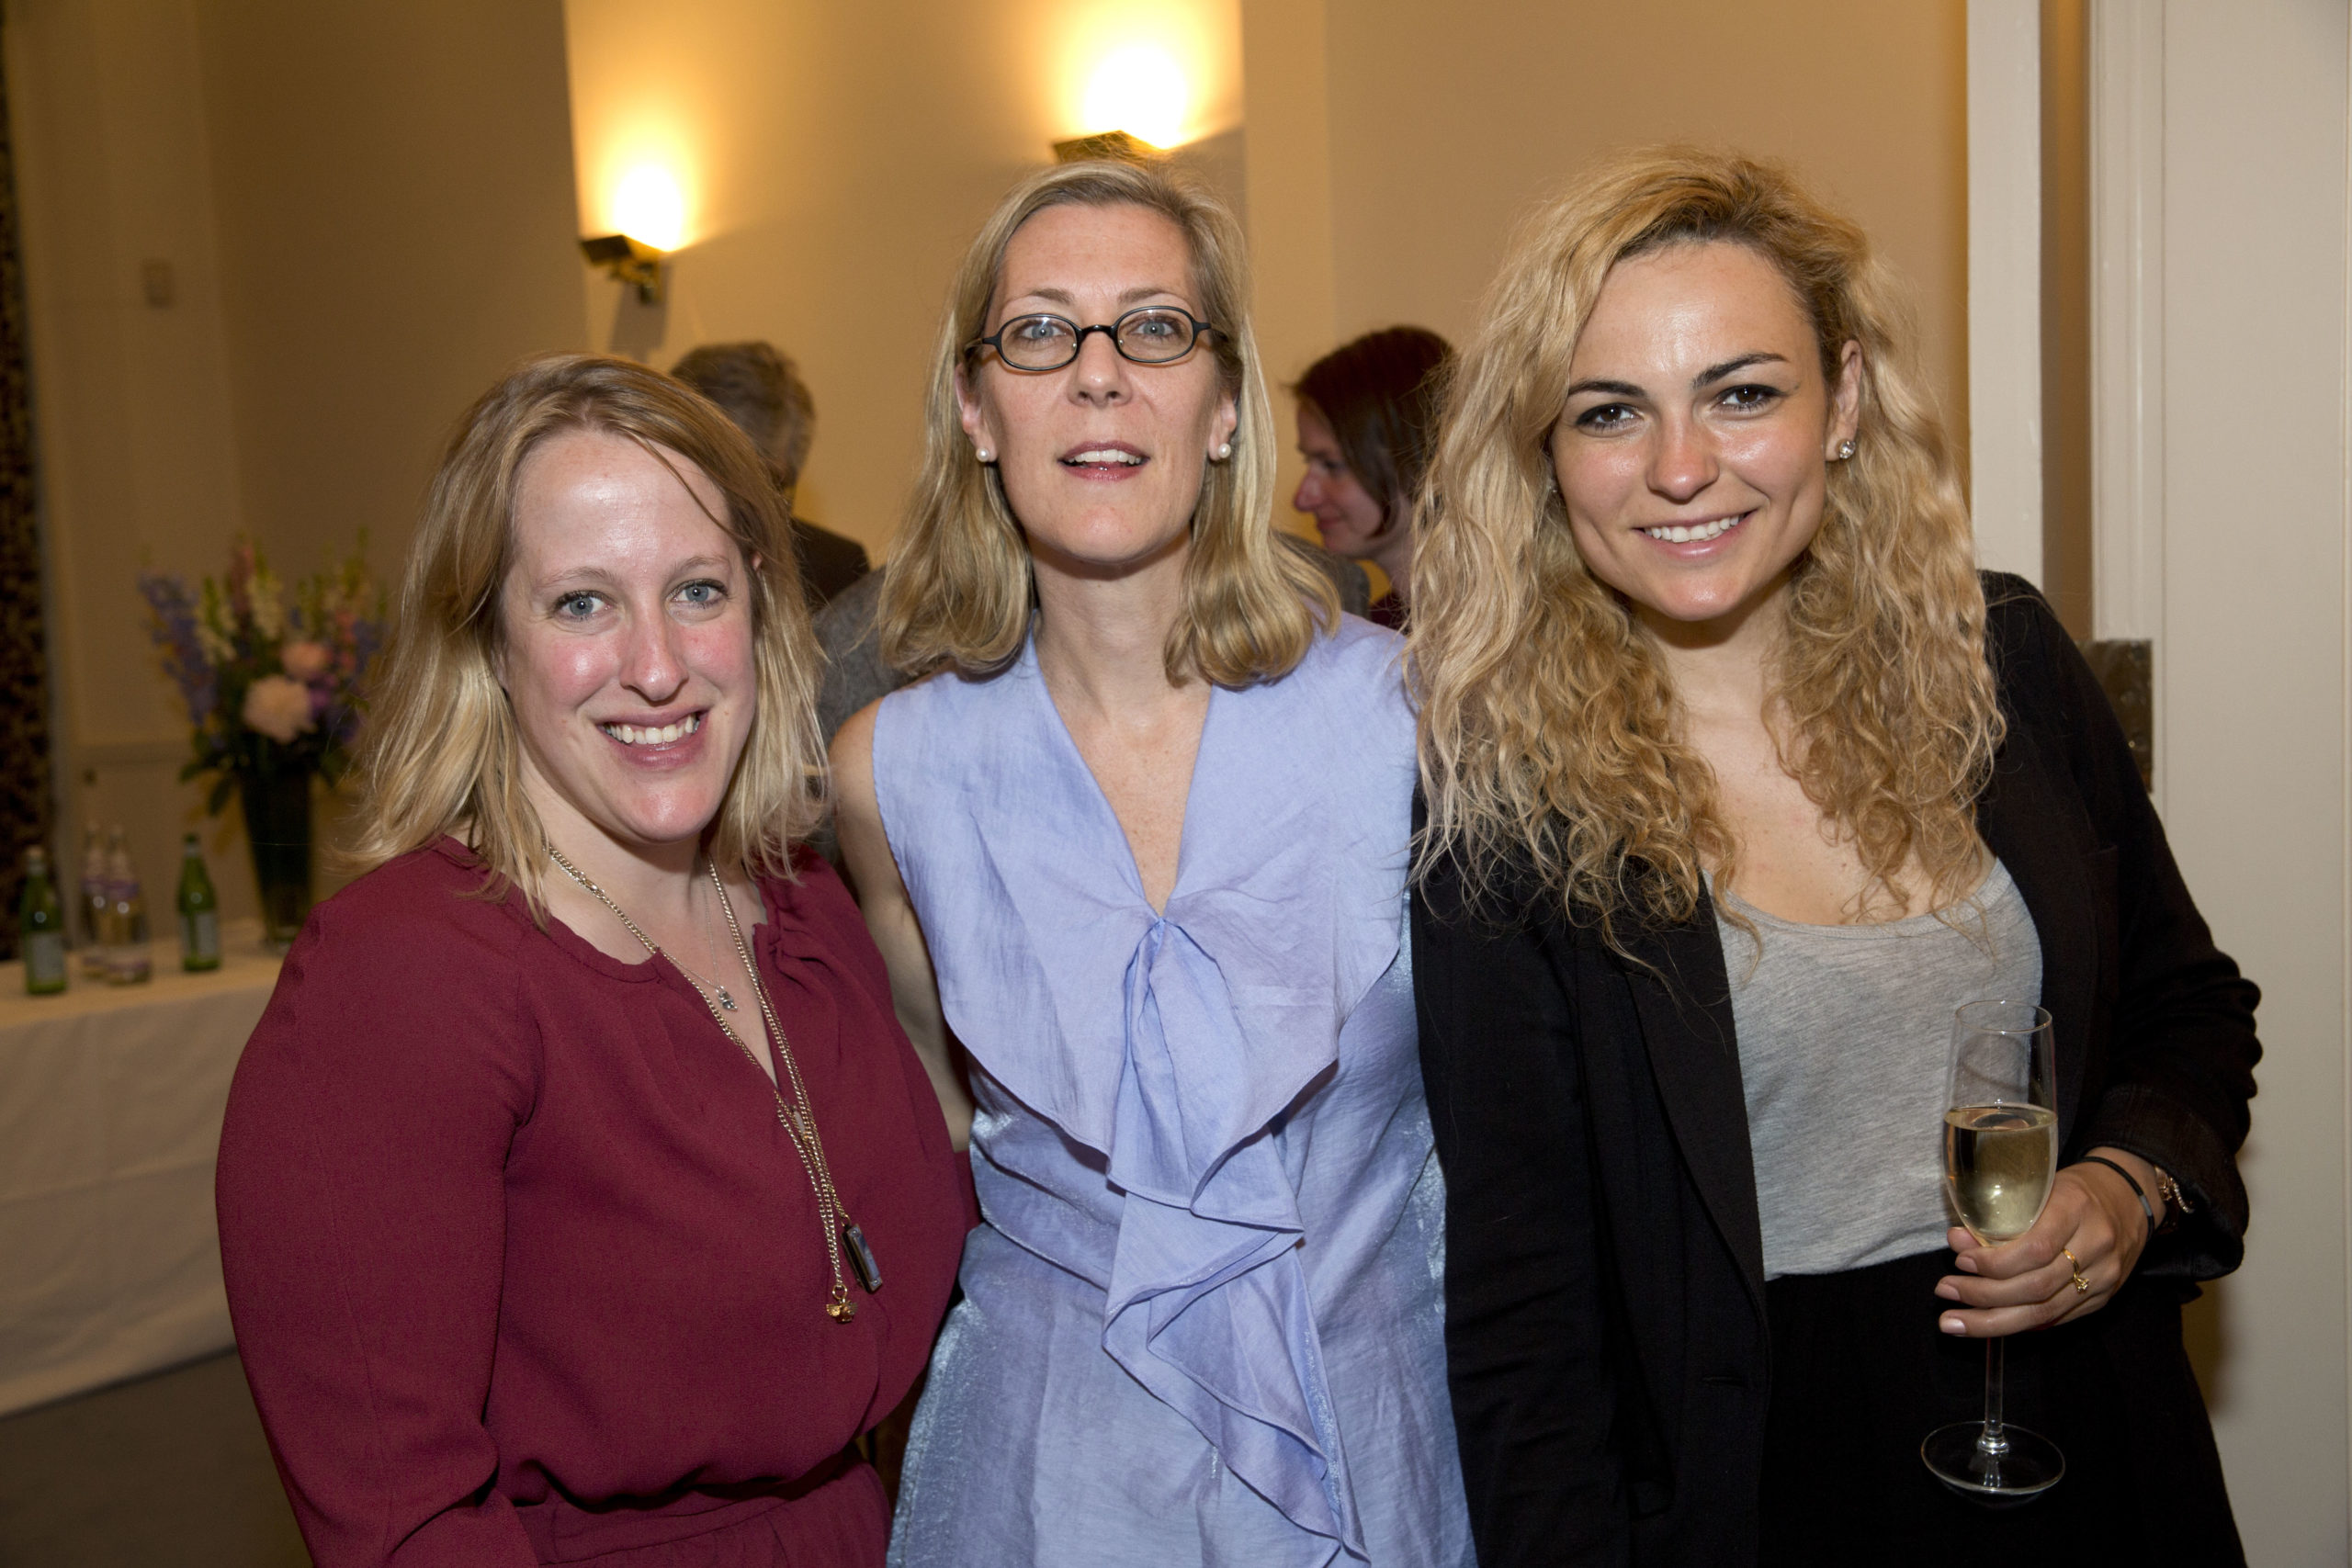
[1922, 999, 2064, 1499]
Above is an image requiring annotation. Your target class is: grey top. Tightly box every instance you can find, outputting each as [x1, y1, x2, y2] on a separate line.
[1714, 859, 2042, 1280]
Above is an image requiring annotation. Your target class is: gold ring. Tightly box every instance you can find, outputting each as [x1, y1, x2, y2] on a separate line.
[2062, 1247, 2090, 1296]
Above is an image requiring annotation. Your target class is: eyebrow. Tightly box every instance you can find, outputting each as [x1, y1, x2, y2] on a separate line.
[1564, 351, 1794, 402]
[1012, 284, 1188, 311]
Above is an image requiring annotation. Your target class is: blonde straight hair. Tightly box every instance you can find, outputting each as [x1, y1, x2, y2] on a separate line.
[880, 158, 1335, 685]
[347, 353, 826, 910]
[1414, 149, 2004, 936]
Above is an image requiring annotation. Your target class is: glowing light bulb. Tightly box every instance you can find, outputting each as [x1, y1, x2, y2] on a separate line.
[612, 164, 686, 250]
[1081, 43, 1188, 148]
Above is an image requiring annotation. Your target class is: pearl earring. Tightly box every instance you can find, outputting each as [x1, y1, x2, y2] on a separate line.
[1215, 442, 1233, 460]
[975, 446, 993, 463]
[1836, 439, 1857, 461]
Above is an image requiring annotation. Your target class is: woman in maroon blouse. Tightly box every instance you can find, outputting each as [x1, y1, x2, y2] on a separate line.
[216, 354, 969, 1567]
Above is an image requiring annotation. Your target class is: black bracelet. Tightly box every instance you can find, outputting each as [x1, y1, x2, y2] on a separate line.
[2075, 1154, 2157, 1238]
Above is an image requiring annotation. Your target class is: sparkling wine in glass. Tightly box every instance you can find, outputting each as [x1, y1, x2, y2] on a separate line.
[1921, 999, 2065, 1500]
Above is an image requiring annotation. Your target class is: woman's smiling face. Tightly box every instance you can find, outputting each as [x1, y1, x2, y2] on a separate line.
[956, 200, 1238, 575]
[499, 427, 757, 855]
[1551, 240, 1860, 643]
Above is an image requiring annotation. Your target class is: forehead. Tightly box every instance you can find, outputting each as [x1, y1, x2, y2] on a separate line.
[996, 200, 1197, 310]
[1571, 240, 1816, 367]
[509, 428, 735, 570]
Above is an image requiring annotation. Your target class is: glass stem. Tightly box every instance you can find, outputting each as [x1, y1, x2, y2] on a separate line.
[1978, 1335, 2009, 1457]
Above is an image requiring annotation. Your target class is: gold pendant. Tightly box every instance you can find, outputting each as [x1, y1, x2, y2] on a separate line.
[827, 1298, 856, 1323]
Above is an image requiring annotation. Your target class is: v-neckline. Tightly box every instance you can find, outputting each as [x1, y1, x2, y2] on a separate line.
[1026, 638, 1216, 918]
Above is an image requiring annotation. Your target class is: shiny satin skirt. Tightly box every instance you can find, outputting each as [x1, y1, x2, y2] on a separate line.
[1759, 1250, 2241, 1567]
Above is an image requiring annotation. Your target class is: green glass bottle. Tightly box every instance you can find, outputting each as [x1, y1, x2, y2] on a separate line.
[176, 833, 220, 972]
[20, 845, 66, 995]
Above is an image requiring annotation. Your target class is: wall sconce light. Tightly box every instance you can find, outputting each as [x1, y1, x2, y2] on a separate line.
[580, 234, 665, 304]
[1053, 129, 1152, 164]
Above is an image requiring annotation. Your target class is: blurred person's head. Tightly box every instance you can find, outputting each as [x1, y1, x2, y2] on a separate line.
[670, 341, 819, 499]
[879, 157, 1334, 685]
[1290, 326, 1451, 593]
[349, 353, 825, 907]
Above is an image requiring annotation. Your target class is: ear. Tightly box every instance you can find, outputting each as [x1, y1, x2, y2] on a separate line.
[954, 362, 1001, 461]
[1826, 339, 1863, 455]
[1211, 386, 1240, 458]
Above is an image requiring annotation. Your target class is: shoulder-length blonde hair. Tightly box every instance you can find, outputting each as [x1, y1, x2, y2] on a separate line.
[347, 352, 826, 908]
[1414, 149, 2003, 935]
[880, 158, 1335, 686]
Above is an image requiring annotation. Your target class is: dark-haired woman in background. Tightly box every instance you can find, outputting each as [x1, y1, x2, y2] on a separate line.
[1292, 326, 1450, 628]
[1409, 150, 2257, 1564]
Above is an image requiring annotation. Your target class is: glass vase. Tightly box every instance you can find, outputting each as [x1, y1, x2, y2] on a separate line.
[239, 768, 313, 952]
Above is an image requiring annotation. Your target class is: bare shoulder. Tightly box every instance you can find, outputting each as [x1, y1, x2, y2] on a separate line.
[828, 698, 883, 828]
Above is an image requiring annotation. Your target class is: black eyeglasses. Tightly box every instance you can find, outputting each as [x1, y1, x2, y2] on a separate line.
[968, 306, 1219, 372]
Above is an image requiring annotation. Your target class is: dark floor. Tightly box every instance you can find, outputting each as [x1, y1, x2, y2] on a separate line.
[0, 1351, 308, 1567]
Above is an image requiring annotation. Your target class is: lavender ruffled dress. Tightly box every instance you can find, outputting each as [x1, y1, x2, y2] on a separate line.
[876, 617, 1469, 1567]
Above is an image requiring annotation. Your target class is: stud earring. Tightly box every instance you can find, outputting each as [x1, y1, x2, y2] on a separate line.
[975, 446, 993, 464]
[1215, 442, 1233, 460]
[1836, 439, 1857, 461]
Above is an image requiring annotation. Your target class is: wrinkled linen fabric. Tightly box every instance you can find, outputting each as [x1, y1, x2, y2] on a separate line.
[877, 618, 1470, 1568]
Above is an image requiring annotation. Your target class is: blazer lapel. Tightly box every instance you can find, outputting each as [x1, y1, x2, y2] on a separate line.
[1623, 908, 1767, 1305]
[1975, 724, 2100, 1140]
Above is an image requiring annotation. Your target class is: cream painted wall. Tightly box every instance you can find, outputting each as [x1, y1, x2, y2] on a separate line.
[6, 0, 582, 916]
[560, 0, 1244, 556]
[2144, 4, 2350, 1558]
[1314, 0, 1970, 459]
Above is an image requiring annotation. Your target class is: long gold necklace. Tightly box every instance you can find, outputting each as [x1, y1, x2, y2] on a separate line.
[546, 844, 882, 1322]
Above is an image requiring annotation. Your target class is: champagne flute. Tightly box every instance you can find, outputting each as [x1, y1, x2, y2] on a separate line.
[1921, 999, 2065, 1499]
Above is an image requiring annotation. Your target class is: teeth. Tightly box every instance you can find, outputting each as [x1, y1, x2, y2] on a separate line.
[1645, 516, 1740, 543]
[1066, 448, 1143, 465]
[604, 713, 701, 746]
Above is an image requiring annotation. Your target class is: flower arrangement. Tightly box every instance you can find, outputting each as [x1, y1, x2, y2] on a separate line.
[138, 537, 385, 809]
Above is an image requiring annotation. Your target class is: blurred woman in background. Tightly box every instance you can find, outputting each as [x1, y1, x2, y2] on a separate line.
[832, 160, 1470, 1566]
[1291, 325, 1451, 628]
[1409, 151, 2257, 1564]
[218, 354, 967, 1567]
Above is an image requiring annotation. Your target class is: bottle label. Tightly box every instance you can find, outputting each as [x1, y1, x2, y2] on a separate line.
[25, 932, 65, 991]
[182, 910, 220, 967]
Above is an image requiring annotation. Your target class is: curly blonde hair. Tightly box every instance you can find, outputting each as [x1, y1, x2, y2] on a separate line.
[879, 157, 1334, 686]
[1413, 149, 2003, 936]
[347, 353, 826, 911]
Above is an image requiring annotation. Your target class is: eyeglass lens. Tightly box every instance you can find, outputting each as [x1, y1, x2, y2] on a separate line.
[994, 309, 1201, 370]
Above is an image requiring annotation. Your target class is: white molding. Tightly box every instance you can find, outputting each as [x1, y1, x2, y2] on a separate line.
[2089, 0, 2166, 645]
[1968, 0, 2045, 584]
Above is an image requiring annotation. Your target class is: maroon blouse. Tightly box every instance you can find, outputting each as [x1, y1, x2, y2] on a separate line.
[216, 840, 969, 1567]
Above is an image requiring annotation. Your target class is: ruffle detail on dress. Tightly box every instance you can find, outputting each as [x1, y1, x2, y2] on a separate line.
[874, 623, 1415, 1561]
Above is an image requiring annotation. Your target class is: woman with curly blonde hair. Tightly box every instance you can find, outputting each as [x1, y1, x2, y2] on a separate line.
[1410, 150, 2257, 1564]
[831, 159, 1468, 1565]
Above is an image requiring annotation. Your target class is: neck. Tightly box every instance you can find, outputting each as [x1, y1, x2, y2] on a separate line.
[521, 769, 708, 925]
[1369, 535, 1413, 604]
[1029, 529, 1197, 716]
[1637, 575, 1791, 723]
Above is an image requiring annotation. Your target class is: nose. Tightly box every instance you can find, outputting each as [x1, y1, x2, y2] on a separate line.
[1068, 326, 1133, 406]
[1647, 414, 1717, 504]
[619, 607, 689, 705]
[1293, 468, 1323, 513]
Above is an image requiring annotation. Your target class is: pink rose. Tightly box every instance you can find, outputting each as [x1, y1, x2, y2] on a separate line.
[280, 640, 332, 681]
[243, 674, 318, 744]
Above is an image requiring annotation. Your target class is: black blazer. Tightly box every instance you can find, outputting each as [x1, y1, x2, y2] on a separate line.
[1411, 576, 2260, 1565]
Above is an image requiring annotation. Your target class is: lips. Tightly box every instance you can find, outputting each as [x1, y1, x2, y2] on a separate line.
[600, 711, 704, 747]
[1642, 513, 1747, 544]
[1060, 442, 1146, 470]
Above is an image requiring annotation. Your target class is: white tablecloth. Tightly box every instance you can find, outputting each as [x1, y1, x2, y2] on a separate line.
[0, 922, 280, 1416]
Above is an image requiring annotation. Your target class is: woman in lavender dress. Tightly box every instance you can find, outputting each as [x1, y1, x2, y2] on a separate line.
[830, 160, 1470, 1566]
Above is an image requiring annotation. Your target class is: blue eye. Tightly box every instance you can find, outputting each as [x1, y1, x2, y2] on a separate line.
[677, 581, 725, 609]
[556, 592, 600, 618]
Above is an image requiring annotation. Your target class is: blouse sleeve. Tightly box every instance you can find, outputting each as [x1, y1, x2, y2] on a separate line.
[1995, 579, 2262, 1278]
[1412, 851, 1632, 1567]
[216, 884, 540, 1567]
